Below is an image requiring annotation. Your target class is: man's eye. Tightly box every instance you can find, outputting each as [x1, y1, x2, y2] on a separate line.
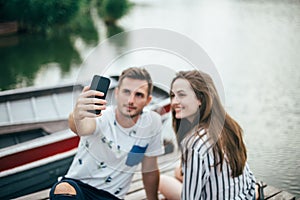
[136, 93, 144, 98]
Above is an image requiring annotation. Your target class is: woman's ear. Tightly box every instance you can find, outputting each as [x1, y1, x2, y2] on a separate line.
[198, 100, 202, 107]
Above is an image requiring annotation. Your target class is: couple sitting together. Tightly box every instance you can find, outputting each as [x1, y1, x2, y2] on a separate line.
[49, 67, 263, 200]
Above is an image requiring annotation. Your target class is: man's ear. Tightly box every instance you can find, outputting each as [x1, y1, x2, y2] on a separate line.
[145, 95, 152, 106]
[114, 87, 119, 99]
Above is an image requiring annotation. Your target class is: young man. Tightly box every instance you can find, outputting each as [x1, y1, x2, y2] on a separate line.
[49, 67, 164, 200]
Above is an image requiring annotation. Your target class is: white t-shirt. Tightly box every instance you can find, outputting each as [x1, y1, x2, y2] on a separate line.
[66, 107, 164, 199]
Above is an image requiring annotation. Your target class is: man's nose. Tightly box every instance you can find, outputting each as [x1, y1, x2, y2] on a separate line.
[128, 93, 135, 104]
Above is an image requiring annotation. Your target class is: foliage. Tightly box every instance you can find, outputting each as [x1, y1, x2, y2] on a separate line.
[97, 0, 132, 25]
[0, 0, 80, 32]
[61, 0, 99, 44]
[106, 23, 124, 38]
[0, 0, 132, 33]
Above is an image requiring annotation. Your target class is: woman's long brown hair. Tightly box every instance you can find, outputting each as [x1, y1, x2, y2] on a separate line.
[171, 70, 247, 177]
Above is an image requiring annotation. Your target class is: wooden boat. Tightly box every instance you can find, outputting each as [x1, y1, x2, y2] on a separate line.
[0, 76, 171, 199]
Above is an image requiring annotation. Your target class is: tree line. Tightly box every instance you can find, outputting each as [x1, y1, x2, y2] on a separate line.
[0, 0, 131, 33]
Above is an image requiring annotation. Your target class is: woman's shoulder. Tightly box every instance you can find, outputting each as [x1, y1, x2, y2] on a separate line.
[183, 129, 212, 153]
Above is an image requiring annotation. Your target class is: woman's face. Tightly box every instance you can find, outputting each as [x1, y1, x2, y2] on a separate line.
[171, 78, 201, 122]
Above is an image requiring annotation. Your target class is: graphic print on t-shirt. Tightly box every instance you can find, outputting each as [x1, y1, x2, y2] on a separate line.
[125, 144, 148, 166]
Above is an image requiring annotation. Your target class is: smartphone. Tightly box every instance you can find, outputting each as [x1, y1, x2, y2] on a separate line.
[88, 75, 111, 115]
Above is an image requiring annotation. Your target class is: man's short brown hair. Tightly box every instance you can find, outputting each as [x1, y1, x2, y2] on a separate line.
[118, 67, 153, 96]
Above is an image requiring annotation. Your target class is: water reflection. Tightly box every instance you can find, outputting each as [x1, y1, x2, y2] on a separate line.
[0, 5, 102, 91]
[69, 2, 99, 45]
[0, 2, 133, 91]
[0, 33, 81, 90]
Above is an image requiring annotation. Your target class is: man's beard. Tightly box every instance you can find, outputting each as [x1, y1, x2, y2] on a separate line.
[120, 105, 142, 119]
[123, 110, 141, 119]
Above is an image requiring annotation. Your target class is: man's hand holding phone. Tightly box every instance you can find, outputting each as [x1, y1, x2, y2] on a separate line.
[70, 75, 110, 135]
[73, 86, 107, 120]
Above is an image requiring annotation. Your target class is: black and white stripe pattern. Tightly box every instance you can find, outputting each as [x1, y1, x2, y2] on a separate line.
[181, 130, 256, 200]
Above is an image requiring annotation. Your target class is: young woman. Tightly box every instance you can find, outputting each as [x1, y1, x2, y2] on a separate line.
[159, 70, 262, 200]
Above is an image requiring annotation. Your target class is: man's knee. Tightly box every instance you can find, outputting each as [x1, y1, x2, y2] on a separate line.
[54, 182, 77, 195]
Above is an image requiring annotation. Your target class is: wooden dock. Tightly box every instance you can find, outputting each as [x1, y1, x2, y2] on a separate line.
[14, 151, 298, 200]
[0, 21, 18, 36]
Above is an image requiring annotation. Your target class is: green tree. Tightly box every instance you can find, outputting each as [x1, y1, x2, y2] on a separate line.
[66, 0, 99, 44]
[97, 0, 132, 25]
[0, 0, 80, 32]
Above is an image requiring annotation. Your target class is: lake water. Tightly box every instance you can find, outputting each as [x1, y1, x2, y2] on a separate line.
[1, 0, 299, 197]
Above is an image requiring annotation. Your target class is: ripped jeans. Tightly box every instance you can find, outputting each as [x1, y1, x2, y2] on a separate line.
[49, 177, 121, 200]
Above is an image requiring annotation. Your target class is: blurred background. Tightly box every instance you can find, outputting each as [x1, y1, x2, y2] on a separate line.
[0, 0, 299, 197]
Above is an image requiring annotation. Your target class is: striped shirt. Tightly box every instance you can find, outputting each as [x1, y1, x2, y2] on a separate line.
[181, 129, 256, 200]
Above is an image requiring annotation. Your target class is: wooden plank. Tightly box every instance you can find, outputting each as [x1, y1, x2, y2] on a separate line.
[0, 120, 69, 135]
[272, 190, 296, 200]
[264, 184, 282, 199]
[0, 84, 83, 103]
[0, 21, 18, 36]
[125, 153, 179, 200]
[14, 152, 179, 200]
[14, 150, 299, 200]
[126, 160, 178, 194]
[30, 97, 39, 121]
[15, 189, 50, 200]
[6, 101, 13, 123]
[264, 184, 296, 200]
[125, 189, 146, 200]
[0, 103, 9, 124]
